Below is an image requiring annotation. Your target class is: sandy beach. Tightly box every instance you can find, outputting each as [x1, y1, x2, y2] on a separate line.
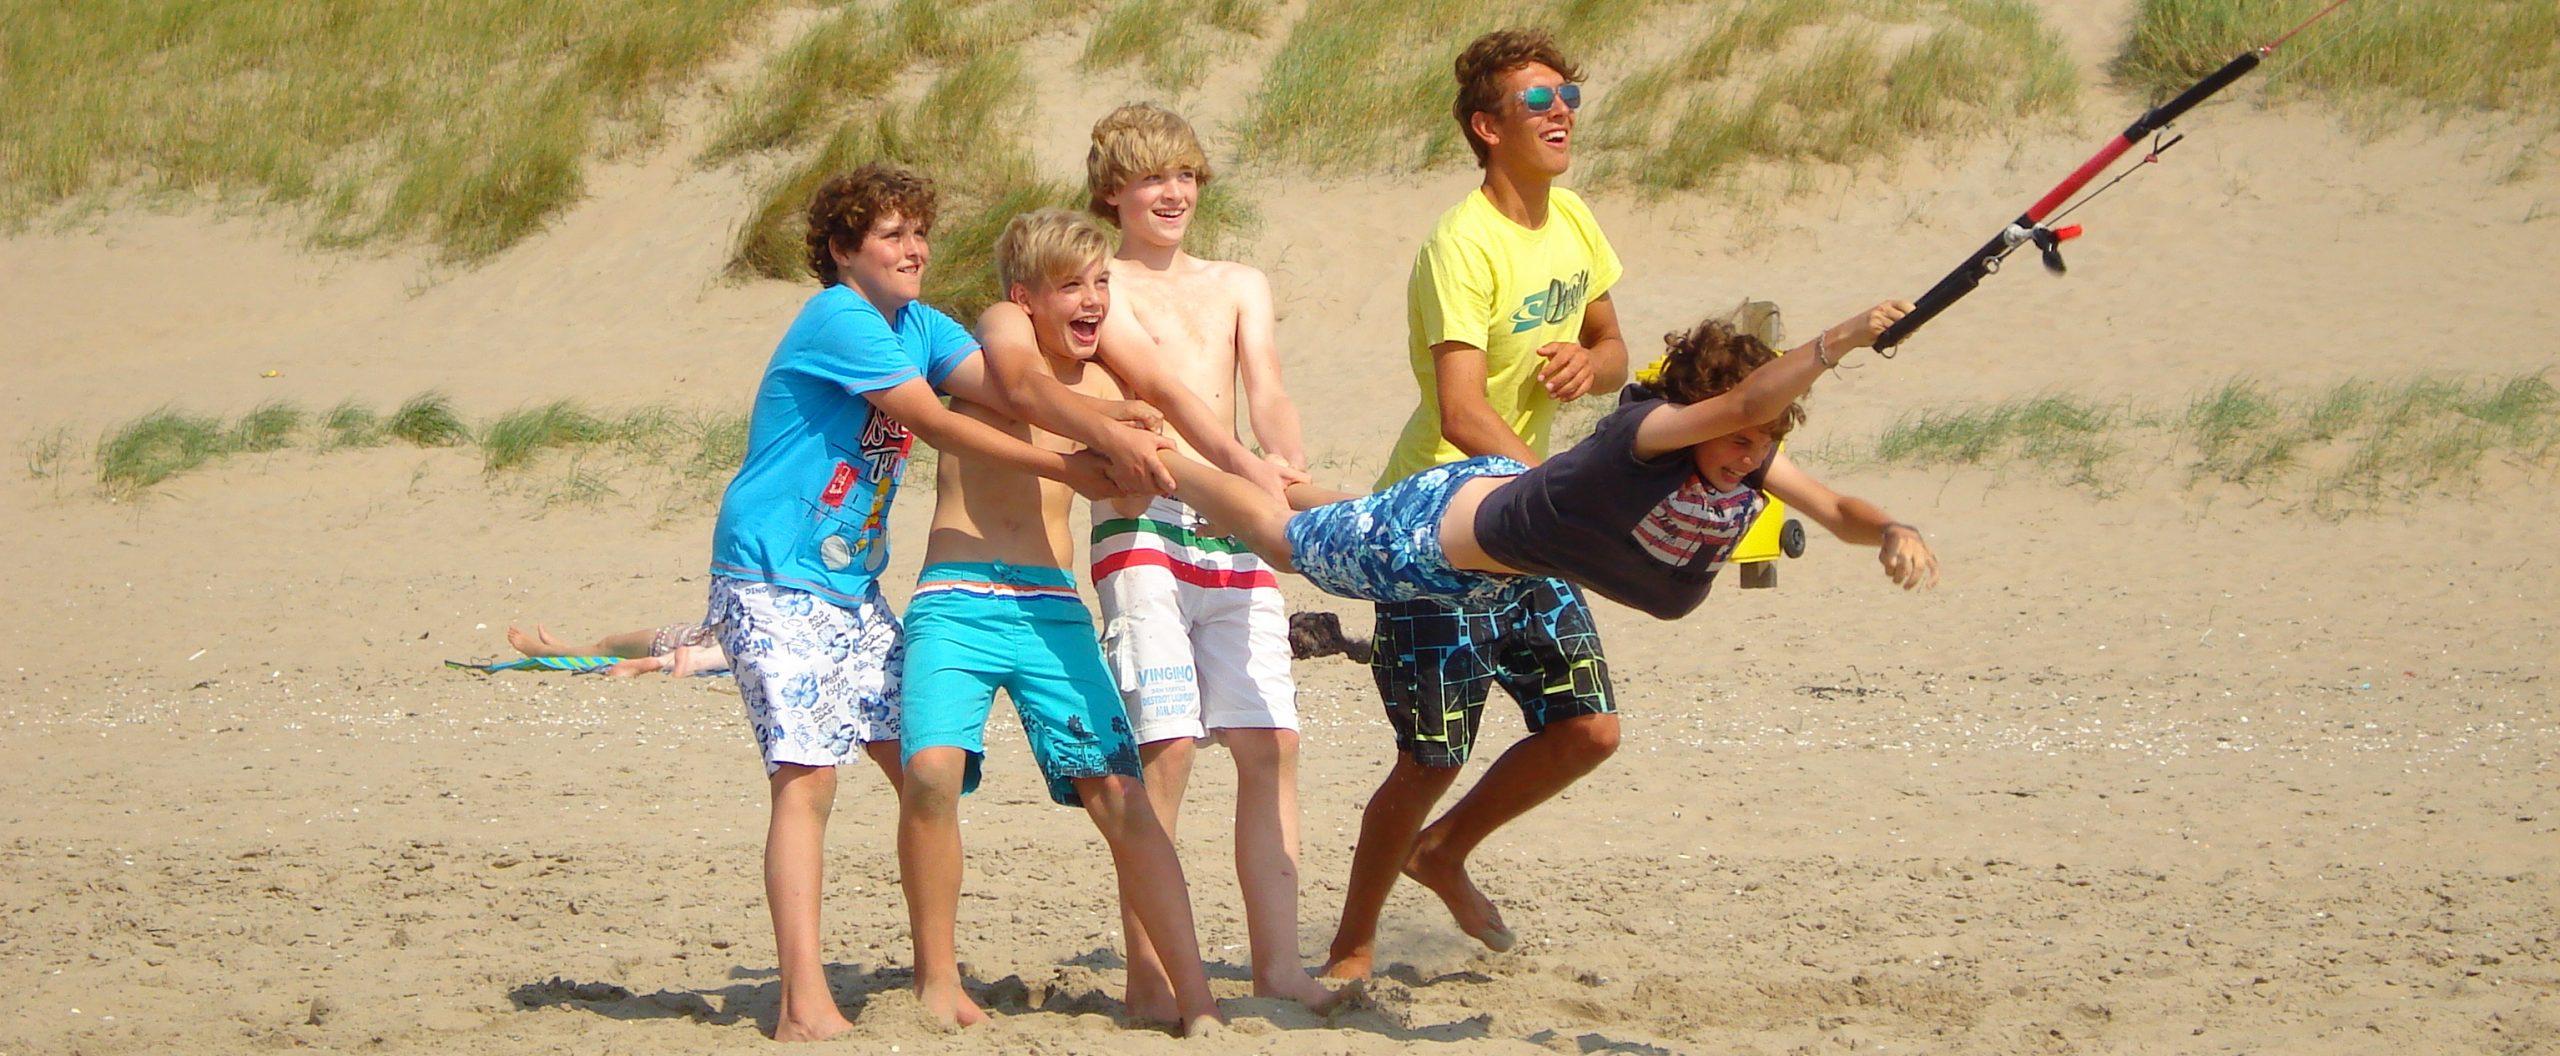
[3, 3, 2555, 1053]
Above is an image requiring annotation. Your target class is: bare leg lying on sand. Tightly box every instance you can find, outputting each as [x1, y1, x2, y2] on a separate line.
[507, 624, 659, 659]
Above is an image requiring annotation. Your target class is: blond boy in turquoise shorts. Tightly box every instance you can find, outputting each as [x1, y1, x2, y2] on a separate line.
[894, 209, 1222, 1036]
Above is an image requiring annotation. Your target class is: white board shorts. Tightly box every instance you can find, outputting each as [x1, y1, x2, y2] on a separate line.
[1091, 497, 1298, 744]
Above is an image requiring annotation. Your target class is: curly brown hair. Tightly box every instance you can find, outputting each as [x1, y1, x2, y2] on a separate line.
[804, 164, 938, 287]
[1452, 27, 1583, 167]
[1650, 318, 1806, 440]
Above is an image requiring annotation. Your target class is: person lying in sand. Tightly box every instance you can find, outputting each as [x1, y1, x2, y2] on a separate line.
[1163, 298, 1939, 624]
[505, 622, 728, 677]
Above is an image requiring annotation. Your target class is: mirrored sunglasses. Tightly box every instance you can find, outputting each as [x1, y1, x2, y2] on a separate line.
[1517, 83, 1583, 113]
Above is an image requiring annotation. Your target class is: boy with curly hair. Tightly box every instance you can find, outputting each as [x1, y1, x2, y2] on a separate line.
[702, 165, 1170, 1040]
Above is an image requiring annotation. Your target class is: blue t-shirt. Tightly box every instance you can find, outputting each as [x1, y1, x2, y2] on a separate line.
[709, 285, 978, 606]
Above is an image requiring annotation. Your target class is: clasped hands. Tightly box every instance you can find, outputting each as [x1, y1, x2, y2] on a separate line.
[1064, 400, 1306, 502]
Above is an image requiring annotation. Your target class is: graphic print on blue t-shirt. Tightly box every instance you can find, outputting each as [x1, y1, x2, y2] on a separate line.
[833, 410, 915, 574]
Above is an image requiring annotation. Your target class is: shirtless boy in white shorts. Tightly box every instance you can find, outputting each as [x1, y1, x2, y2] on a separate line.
[1081, 103, 1338, 1013]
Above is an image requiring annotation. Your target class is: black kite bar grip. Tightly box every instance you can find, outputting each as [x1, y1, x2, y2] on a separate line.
[1874, 49, 2261, 353]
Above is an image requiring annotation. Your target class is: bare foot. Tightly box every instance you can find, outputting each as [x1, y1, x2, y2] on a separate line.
[1121, 973, 1179, 1026]
[771, 1007, 857, 1042]
[1180, 1013, 1224, 1038]
[917, 980, 989, 1029]
[1403, 840, 1516, 952]
[1318, 944, 1375, 982]
[506, 624, 575, 658]
[1249, 968, 1351, 1009]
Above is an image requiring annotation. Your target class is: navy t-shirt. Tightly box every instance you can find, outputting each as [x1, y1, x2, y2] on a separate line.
[1471, 386, 1769, 619]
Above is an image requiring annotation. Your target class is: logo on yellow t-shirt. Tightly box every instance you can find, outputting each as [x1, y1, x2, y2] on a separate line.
[1507, 270, 1593, 334]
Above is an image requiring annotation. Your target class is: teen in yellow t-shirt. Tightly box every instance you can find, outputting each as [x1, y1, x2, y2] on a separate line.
[1379, 184, 1623, 486]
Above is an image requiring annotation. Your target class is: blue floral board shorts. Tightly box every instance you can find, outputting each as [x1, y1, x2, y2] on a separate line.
[899, 561, 1142, 808]
[707, 575, 903, 773]
[1283, 456, 1528, 606]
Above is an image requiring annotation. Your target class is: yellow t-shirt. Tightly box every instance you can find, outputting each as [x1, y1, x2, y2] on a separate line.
[1378, 186, 1623, 487]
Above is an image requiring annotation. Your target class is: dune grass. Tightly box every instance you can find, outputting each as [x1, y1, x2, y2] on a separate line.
[1080, 0, 1275, 92]
[1875, 393, 2124, 487]
[1592, 0, 2078, 193]
[1237, 0, 2076, 182]
[702, 0, 1109, 165]
[482, 402, 620, 472]
[96, 409, 229, 496]
[92, 392, 476, 495]
[386, 393, 473, 448]
[725, 45, 1258, 320]
[81, 392, 745, 499]
[2, 0, 779, 259]
[725, 49, 1045, 312]
[2117, 0, 2560, 118]
[1851, 373, 2560, 510]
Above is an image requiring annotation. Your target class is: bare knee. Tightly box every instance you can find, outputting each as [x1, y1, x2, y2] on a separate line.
[1076, 774, 1157, 834]
[770, 764, 840, 821]
[1542, 712, 1621, 765]
[900, 749, 970, 818]
[1222, 727, 1299, 776]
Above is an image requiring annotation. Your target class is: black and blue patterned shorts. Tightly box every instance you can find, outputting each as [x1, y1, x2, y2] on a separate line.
[1370, 576, 1614, 768]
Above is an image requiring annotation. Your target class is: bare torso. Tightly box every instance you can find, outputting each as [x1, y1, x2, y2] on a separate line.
[1101, 255, 1249, 517]
[1434, 475, 1525, 576]
[921, 359, 1129, 570]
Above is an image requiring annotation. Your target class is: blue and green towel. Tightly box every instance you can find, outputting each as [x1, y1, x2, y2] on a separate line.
[445, 656, 622, 673]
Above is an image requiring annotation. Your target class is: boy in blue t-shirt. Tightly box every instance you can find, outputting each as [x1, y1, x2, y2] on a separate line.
[703, 164, 1172, 1042]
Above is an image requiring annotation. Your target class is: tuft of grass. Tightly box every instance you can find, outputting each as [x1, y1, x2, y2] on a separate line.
[323, 400, 385, 449]
[543, 457, 621, 508]
[1876, 394, 2122, 485]
[25, 427, 74, 481]
[387, 392, 472, 448]
[483, 401, 615, 472]
[97, 409, 227, 495]
[2117, 0, 2560, 118]
[4, 1, 779, 259]
[691, 412, 752, 479]
[228, 400, 306, 454]
[703, 0, 1108, 165]
[2186, 378, 2285, 481]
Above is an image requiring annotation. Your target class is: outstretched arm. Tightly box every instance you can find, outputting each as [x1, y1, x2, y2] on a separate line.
[862, 378, 1124, 500]
[1096, 299, 1295, 499]
[1761, 451, 1937, 590]
[961, 306, 1176, 495]
[1230, 268, 1309, 471]
[1631, 300, 1913, 460]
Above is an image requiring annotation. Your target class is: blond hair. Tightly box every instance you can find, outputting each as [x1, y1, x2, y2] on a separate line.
[1085, 102, 1214, 223]
[995, 208, 1114, 294]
